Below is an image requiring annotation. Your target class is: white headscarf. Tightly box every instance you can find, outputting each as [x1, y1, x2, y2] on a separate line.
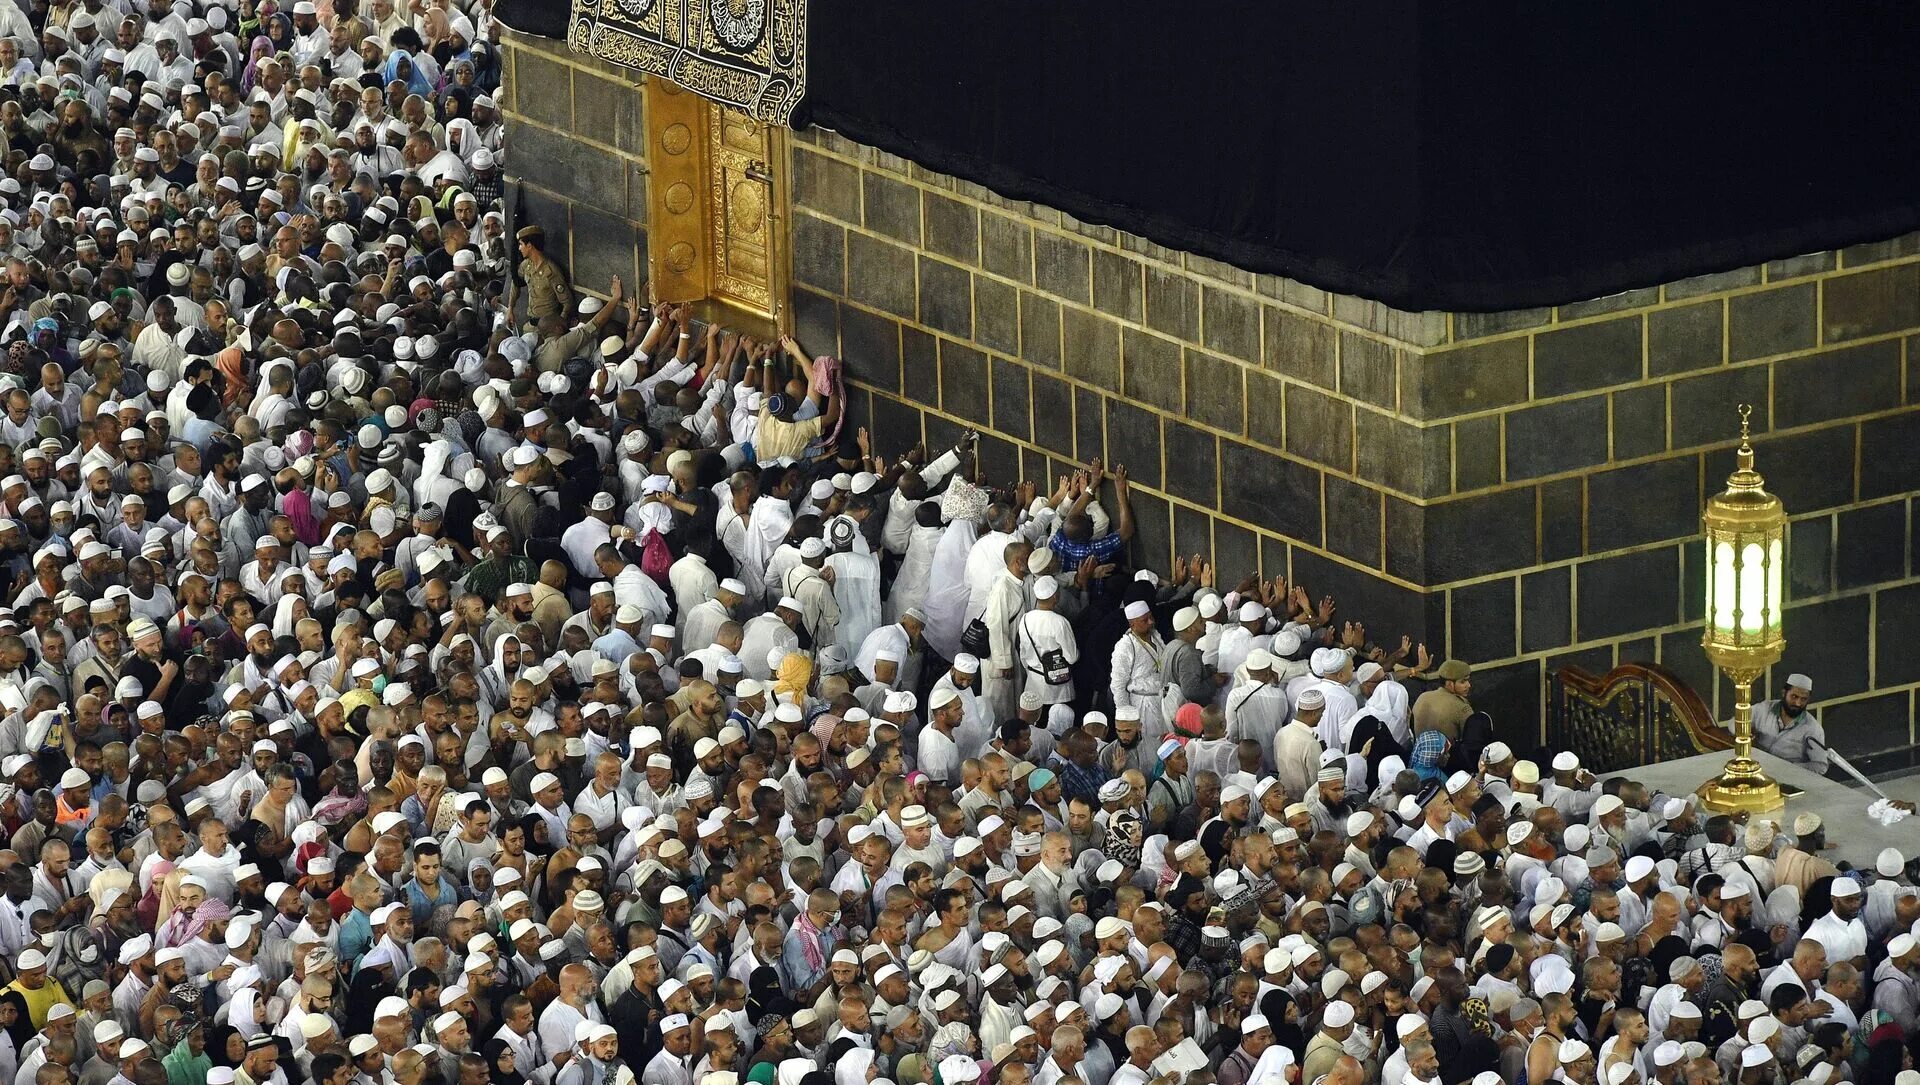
[1368, 679, 1412, 745]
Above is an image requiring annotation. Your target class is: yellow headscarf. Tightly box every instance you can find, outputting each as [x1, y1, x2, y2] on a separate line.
[775, 652, 813, 707]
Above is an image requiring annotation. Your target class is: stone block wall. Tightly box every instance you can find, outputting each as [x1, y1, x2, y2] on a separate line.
[498, 30, 1920, 756]
[499, 31, 651, 300]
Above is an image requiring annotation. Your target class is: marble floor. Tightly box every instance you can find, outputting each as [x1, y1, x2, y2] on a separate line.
[1603, 748, 1908, 870]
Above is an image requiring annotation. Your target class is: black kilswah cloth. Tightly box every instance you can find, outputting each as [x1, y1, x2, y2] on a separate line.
[499, 1, 1920, 311]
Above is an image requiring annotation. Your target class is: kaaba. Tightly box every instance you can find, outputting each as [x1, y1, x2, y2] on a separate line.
[495, 0, 1920, 758]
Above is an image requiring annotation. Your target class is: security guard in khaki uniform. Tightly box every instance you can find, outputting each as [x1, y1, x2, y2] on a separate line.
[517, 225, 572, 330]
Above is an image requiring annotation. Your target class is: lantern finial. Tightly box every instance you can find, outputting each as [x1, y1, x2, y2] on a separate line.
[1736, 404, 1754, 470]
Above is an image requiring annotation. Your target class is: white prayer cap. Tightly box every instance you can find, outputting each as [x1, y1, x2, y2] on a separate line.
[1786, 673, 1812, 692]
[1310, 647, 1346, 676]
[1123, 601, 1151, 620]
[1323, 1001, 1354, 1027]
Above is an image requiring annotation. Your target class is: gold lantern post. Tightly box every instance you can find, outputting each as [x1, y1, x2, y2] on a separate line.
[1699, 405, 1788, 813]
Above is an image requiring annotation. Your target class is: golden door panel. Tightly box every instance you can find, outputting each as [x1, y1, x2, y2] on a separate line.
[641, 74, 788, 332]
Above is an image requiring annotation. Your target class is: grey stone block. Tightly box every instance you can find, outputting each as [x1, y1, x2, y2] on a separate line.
[1091, 248, 1143, 323]
[974, 275, 1019, 357]
[1323, 475, 1382, 570]
[1264, 306, 1336, 388]
[1018, 291, 1061, 370]
[1121, 328, 1182, 414]
[1611, 383, 1668, 461]
[1532, 315, 1643, 398]
[1104, 398, 1162, 489]
[1728, 282, 1817, 361]
[846, 233, 916, 318]
[791, 289, 839, 368]
[791, 147, 861, 223]
[1521, 566, 1571, 653]
[991, 357, 1030, 443]
[1202, 287, 1261, 363]
[901, 326, 937, 399]
[1450, 577, 1515, 662]
[1184, 350, 1244, 435]
[1453, 414, 1501, 491]
[1504, 395, 1608, 481]
[838, 305, 900, 394]
[862, 172, 922, 245]
[789, 213, 844, 295]
[1424, 487, 1537, 582]
[1075, 387, 1103, 463]
[1338, 331, 1397, 410]
[922, 191, 978, 265]
[1587, 457, 1698, 552]
[1647, 300, 1723, 377]
[568, 205, 636, 297]
[1840, 231, 1920, 268]
[1454, 307, 1551, 339]
[1355, 409, 1447, 498]
[1284, 383, 1352, 471]
[1220, 440, 1320, 544]
[1033, 231, 1091, 305]
[1162, 420, 1219, 507]
[1331, 295, 1447, 347]
[511, 49, 571, 129]
[1030, 371, 1074, 456]
[1824, 264, 1920, 342]
[1061, 307, 1120, 389]
[1246, 370, 1284, 451]
[1669, 364, 1769, 450]
[571, 70, 641, 155]
[938, 340, 989, 425]
[1144, 266, 1199, 342]
[1774, 340, 1901, 429]
[1407, 338, 1529, 420]
[1557, 288, 1661, 321]
[917, 256, 972, 339]
[1765, 252, 1836, 280]
[980, 212, 1033, 284]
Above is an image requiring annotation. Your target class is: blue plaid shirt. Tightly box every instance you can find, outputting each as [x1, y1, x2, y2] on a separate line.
[1049, 529, 1125, 568]
[1051, 754, 1108, 805]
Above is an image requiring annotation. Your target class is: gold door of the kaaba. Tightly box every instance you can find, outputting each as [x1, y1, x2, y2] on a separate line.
[642, 74, 789, 334]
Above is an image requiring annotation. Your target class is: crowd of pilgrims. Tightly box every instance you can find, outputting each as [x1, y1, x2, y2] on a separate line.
[0, 10, 1908, 1085]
